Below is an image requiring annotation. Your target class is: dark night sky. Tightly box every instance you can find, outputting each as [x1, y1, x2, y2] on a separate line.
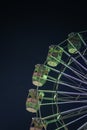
[0, 1, 87, 130]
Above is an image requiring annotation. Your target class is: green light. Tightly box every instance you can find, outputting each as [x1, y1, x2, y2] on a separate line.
[47, 45, 63, 67]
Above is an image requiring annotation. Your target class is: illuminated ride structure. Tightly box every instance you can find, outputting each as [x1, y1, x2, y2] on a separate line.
[26, 31, 87, 130]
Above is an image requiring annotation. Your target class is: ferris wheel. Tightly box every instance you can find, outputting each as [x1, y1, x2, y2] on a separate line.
[26, 30, 87, 130]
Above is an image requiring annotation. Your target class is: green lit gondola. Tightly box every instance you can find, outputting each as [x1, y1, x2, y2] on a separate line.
[46, 45, 63, 67]
[26, 98, 39, 113]
[30, 118, 47, 130]
[32, 64, 50, 87]
[68, 32, 82, 54]
[26, 89, 40, 113]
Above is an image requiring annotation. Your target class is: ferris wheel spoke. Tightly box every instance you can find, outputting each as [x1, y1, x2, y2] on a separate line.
[46, 119, 58, 125]
[40, 100, 87, 106]
[60, 71, 87, 85]
[38, 89, 84, 94]
[52, 55, 87, 81]
[43, 97, 53, 101]
[77, 122, 87, 130]
[57, 91, 87, 96]
[40, 95, 87, 106]
[56, 100, 87, 104]
[53, 70, 87, 85]
[41, 113, 60, 120]
[63, 109, 87, 120]
[60, 60, 87, 81]
[39, 90, 87, 102]
[77, 50, 87, 65]
[40, 105, 87, 124]
[61, 105, 87, 115]
[58, 46, 87, 71]
[55, 114, 87, 130]
[78, 30, 87, 34]
[71, 56, 87, 71]
[77, 33, 87, 46]
[44, 65, 87, 85]
[59, 81, 87, 92]
[70, 58, 85, 76]
[57, 96, 87, 101]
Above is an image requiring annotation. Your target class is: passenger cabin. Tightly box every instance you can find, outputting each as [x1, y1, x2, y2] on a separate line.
[32, 64, 50, 87]
[26, 89, 40, 113]
[46, 45, 63, 67]
[68, 32, 82, 54]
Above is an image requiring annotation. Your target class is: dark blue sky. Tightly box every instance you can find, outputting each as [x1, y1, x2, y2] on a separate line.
[0, 1, 87, 130]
